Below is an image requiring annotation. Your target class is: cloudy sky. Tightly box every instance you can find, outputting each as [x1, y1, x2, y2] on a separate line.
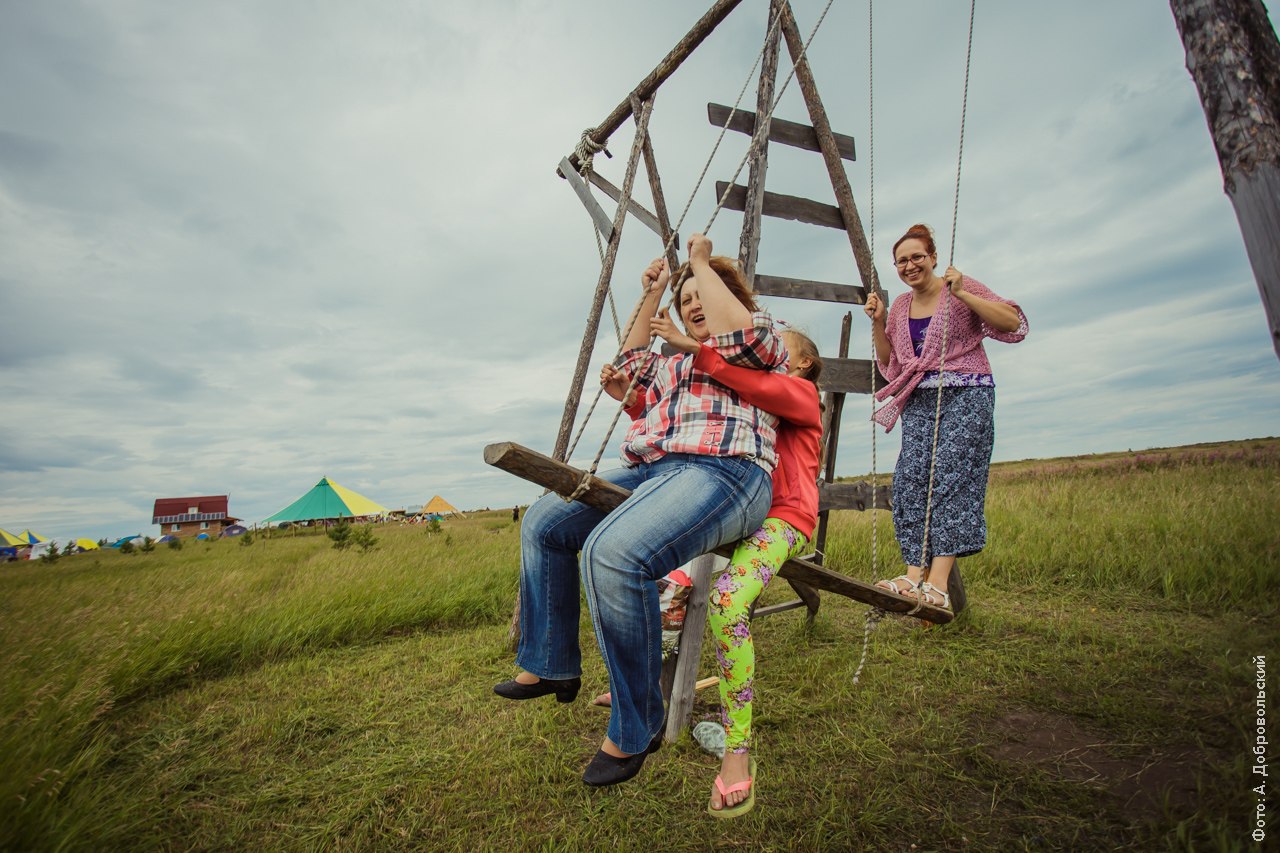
[2, 0, 1277, 545]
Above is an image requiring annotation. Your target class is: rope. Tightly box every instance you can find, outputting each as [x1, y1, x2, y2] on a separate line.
[850, 606, 884, 685]
[862, 0, 887, 658]
[562, 0, 838, 498]
[574, 129, 608, 173]
[949, 0, 976, 265]
[913, 0, 976, 607]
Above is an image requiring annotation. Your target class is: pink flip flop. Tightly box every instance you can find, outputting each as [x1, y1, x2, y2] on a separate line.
[708, 757, 756, 818]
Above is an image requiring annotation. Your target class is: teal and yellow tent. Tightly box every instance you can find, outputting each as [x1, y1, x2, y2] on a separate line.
[18, 529, 47, 544]
[264, 478, 388, 524]
[0, 528, 24, 547]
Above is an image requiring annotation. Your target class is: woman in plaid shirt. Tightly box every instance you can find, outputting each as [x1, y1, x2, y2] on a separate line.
[494, 234, 786, 788]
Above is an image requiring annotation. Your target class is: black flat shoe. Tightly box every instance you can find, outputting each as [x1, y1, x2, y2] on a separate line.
[492, 676, 581, 703]
[582, 748, 648, 787]
[582, 721, 665, 787]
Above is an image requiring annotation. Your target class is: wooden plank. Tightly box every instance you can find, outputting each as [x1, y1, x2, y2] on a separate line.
[637, 107, 683, 277]
[752, 273, 866, 305]
[584, 169, 667, 240]
[665, 553, 723, 743]
[736, 0, 782, 284]
[715, 181, 844, 230]
[551, 97, 655, 463]
[708, 102, 855, 161]
[483, 441, 953, 623]
[559, 157, 615, 241]
[818, 356, 889, 395]
[818, 481, 893, 513]
[753, 599, 809, 618]
[778, 2, 883, 298]
[567, 0, 746, 172]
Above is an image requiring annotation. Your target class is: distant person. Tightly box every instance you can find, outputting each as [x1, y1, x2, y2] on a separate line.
[512, 506, 520, 522]
[864, 223, 1028, 611]
[492, 234, 785, 788]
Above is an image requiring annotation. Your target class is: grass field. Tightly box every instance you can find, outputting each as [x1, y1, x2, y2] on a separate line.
[1, 438, 1277, 851]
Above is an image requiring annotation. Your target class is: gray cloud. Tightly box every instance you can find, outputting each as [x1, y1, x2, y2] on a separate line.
[1, 0, 1277, 543]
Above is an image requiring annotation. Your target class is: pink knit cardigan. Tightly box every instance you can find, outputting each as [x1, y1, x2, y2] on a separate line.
[872, 276, 1028, 430]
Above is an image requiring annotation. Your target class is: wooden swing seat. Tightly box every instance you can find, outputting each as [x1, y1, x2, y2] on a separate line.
[484, 440, 953, 624]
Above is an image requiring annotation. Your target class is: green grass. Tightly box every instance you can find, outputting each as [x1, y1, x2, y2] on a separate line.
[1, 439, 1277, 851]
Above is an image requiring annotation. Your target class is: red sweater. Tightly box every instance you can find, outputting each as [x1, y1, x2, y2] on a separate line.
[692, 347, 822, 538]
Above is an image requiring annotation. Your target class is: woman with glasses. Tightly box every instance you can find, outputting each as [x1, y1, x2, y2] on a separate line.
[863, 223, 1028, 611]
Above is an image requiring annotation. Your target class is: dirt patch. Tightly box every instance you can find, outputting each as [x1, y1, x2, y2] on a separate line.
[984, 710, 1209, 814]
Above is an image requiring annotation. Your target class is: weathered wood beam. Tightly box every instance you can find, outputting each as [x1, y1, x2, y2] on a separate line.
[778, 1, 882, 297]
[753, 273, 865, 304]
[819, 481, 892, 513]
[819, 356, 889, 396]
[559, 156, 615, 241]
[637, 106, 683, 278]
[584, 170, 666, 239]
[566, 0, 747, 172]
[708, 102, 856, 161]
[737, 0, 783, 285]
[551, 98, 655, 463]
[715, 181, 844, 230]
[483, 441, 953, 623]
[753, 599, 809, 618]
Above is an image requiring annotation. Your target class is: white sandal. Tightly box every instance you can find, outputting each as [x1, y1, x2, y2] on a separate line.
[918, 582, 952, 612]
[874, 574, 920, 597]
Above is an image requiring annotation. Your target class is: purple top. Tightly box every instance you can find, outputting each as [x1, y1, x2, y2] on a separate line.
[909, 315, 995, 389]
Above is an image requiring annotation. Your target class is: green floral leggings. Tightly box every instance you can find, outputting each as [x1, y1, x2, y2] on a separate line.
[708, 517, 809, 753]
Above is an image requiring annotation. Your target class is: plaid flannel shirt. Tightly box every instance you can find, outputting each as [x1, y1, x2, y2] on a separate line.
[616, 311, 787, 471]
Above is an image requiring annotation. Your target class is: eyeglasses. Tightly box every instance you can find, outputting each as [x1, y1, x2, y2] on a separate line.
[894, 253, 931, 269]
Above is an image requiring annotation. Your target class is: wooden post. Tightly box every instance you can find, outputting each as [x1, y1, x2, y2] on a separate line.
[550, 98, 656, 463]
[778, 2, 882, 298]
[567, 0, 747, 172]
[738, 0, 783, 283]
[1170, 0, 1280, 359]
[637, 102, 682, 276]
[663, 553, 725, 743]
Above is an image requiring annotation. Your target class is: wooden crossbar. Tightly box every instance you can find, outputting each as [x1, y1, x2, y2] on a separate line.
[715, 181, 845, 230]
[483, 440, 953, 623]
[707, 102, 856, 160]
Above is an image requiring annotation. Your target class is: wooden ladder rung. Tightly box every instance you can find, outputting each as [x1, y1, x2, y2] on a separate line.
[752, 273, 866, 305]
[706, 102, 856, 161]
[715, 181, 845, 230]
[818, 357, 889, 395]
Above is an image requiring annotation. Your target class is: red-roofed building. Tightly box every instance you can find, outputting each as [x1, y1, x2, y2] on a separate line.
[152, 495, 240, 539]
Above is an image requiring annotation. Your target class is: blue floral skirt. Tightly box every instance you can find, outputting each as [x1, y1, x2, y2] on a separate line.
[892, 386, 995, 566]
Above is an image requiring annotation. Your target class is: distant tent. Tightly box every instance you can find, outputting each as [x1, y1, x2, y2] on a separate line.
[157, 535, 177, 544]
[263, 477, 388, 524]
[110, 535, 143, 548]
[18, 529, 47, 544]
[221, 525, 249, 537]
[422, 495, 459, 516]
[74, 538, 100, 551]
[195, 533, 210, 540]
[0, 528, 24, 547]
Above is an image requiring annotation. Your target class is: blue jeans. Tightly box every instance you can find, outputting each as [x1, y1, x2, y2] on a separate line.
[516, 453, 772, 754]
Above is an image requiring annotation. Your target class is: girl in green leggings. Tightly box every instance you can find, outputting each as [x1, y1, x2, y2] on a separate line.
[647, 318, 824, 818]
